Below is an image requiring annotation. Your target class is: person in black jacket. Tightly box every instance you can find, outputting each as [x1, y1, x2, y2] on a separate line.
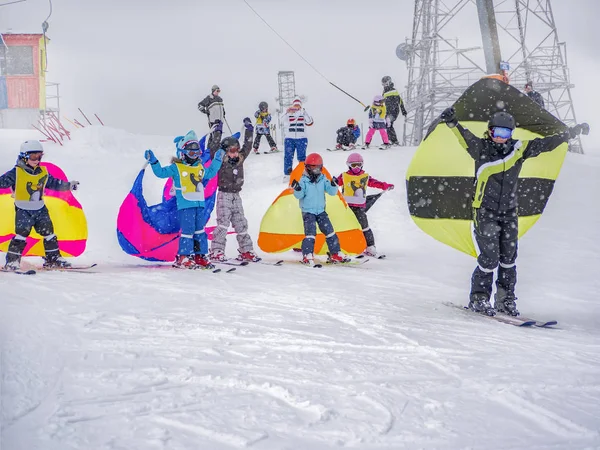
[381, 76, 407, 146]
[440, 108, 589, 316]
[524, 82, 545, 109]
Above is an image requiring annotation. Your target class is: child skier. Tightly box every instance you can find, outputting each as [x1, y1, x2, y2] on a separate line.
[282, 96, 314, 183]
[209, 118, 262, 263]
[253, 101, 278, 154]
[334, 153, 394, 257]
[335, 119, 361, 150]
[0, 140, 79, 270]
[440, 107, 589, 316]
[364, 95, 390, 149]
[290, 153, 350, 266]
[144, 130, 225, 269]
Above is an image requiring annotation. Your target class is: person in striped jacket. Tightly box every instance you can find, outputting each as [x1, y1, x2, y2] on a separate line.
[281, 96, 314, 182]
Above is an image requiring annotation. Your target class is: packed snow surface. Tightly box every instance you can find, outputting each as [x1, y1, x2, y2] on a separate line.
[1, 127, 599, 449]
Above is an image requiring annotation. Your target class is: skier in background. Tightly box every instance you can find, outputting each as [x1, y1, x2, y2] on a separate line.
[381, 75, 407, 146]
[0, 140, 79, 271]
[440, 107, 589, 317]
[524, 81, 545, 109]
[282, 96, 314, 183]
[364, 95, 390, 149]
[253, 101, 278, 154]
[198, 85, 226, 149]
[334, 118, 360, 150]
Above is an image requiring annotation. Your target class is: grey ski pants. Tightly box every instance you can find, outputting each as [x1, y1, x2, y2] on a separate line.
[210, 191, 254, 253]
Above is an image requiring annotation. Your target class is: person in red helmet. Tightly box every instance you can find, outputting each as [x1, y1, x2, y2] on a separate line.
[291, 153, 350, 266]
[334, 152, 394, 257]
[334, 118, 361, 150]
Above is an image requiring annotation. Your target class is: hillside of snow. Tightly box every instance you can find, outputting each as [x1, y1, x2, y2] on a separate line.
[1, 127, 599, 449]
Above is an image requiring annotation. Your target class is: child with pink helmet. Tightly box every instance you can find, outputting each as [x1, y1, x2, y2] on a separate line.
[333, 153, 394, 257]
[364, 95, 390, 149]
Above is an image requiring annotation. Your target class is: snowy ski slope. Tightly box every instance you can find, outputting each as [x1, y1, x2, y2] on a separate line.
[1, 127, 599, 449]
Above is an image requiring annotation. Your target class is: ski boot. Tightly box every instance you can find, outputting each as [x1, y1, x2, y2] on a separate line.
[468, 293, 496, 316]
[364, 143, 370, 149]
[327, 252, 351, 264]
[43, 255, 72, 269]
[209, 250, 228, 262]
[3, 259, 20, 271]
[270, 147, 279, 153]
[301, 253, 315, 266]
[253, 147, 260, 155]
[335, 143, 343, 150]
[495, 288, 520, 316]
[362, 245, 377, 257]
[237, 250, 262, 262]
[173, 255, 197, 269]
[380, 143, 392, 150]
[194, 254, 215, 270]
[282, 175, 290, 184]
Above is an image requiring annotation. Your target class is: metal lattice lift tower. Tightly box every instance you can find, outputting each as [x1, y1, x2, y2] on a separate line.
[275, 71, 296, 146]
[400, 0, 582, 152]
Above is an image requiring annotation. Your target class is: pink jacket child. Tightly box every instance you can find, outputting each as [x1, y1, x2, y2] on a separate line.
[364, 95, 390, 148]
[334, 153, 394, 257]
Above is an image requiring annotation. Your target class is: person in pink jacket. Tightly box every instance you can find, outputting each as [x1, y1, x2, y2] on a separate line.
[334, 153, 394, 257]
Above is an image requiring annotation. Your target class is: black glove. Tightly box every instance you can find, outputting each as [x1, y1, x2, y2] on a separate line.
[400, 104, 408, 117]
[569, 123, 590, 138]
[243, 117, 254, 131]
[291, 179, 301, 191]
[440, 107, 457, 127]
[198, 103, 207, 114]
[331, 176, 338, 187]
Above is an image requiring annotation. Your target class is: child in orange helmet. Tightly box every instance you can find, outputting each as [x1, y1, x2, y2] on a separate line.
[334, 118, 361, 150]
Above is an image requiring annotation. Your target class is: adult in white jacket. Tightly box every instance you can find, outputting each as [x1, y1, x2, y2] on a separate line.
[282, 96, 313, 181]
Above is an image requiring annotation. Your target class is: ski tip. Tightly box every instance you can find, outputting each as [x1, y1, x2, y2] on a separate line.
[211, 268, 222, 273]
[226, 268, 236, 273]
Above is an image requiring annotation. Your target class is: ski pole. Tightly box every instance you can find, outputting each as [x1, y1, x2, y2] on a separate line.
[224, 118, 233, 134]
[329, 82, 370, 111]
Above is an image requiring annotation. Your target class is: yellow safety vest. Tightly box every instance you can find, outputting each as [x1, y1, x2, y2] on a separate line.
[342, 172, 370, 206]
[174, 163, 205, 201]
[15, 166, 48, 203]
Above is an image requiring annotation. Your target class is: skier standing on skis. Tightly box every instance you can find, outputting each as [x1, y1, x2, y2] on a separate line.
[334, 153, 394, 257]
[440, 107, 589, 316]
[364, 95, 390, 149]
[0, 140, 79, 271]
[208, 118, 261, 263]
[335, 119, 360, 150]
[282, 96, 313, 182]
[381, 75, 407, 147]
[144, 130, 225, 270]
[253, 101, 278, 154]
[198, 85, 226, 149]
[291, 153, 350, 266]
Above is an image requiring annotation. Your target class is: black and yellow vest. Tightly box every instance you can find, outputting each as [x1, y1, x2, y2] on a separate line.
[174, 162, 205, 202]
[15, 165, 48, 210]
[342, 172, 370, 206]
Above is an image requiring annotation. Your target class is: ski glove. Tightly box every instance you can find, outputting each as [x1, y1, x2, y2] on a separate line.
[144, 149, 158, 164]
[440, 107, 458, 127]
[198, 104, 207, 114]
[568, 123, 590, 138]
[401, 104, 408, 117]
[69, 181, 80, 191]
[330, 176, 338, 187]
[291, 179, 302, 192]
[243, 117, 254, 132]
[211, 120, 223, 133]
[383, 183, 394, 191]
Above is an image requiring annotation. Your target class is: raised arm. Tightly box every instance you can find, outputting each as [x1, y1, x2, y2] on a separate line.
[440, 107, 483, 160]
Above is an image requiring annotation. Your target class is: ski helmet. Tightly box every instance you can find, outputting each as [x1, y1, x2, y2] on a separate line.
[305, 153, 323, 166]
[488, 112, 515, 130]
[346, 153, 363, 166]
[211, 84, 220, 93]
[181, 140, 201, 161]
[373, 95, 384, 104]
[259, 101, 268, 111]
[347, 118, 356, 126]
[221, 136, 241, 152]
[381, 75, 393, 87]
[19, 140, 44, 160]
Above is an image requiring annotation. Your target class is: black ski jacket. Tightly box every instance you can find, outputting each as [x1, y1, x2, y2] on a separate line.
[449, 122, 569, 212]
[382, 83, 407, 117]
[209, 128, 253, 193]
[527, 90, 545, 109]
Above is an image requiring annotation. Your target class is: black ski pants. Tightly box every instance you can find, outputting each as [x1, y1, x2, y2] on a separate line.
[6, 206, 59, 263]
[253, 133, 277, 150]
[470, 207, 518, 299]
[349, 193, 384, 247]
[386, 113, 399, 145]
[301, 212, 340, 255]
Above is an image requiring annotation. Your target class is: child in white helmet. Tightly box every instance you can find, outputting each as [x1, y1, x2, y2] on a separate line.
[364, 95, 391, 149]
[0, 140, 79, 270]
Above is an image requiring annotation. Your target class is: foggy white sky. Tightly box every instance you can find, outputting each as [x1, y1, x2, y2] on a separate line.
[1, 0, 599, 148]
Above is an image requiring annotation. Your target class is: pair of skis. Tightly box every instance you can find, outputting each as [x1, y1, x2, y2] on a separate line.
[1, 263, 98, 276]
[444, 302, 558, 328]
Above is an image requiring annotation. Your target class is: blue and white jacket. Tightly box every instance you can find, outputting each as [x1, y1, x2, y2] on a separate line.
[293, 173, 338, 215]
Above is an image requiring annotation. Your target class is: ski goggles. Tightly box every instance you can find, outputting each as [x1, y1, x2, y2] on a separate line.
[349, 162, 363, 169]
[306, 164, 322, 173]
[182, 141, 201, 157]
[26, 152, 44, 161]
[490, 126, 513, 139]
